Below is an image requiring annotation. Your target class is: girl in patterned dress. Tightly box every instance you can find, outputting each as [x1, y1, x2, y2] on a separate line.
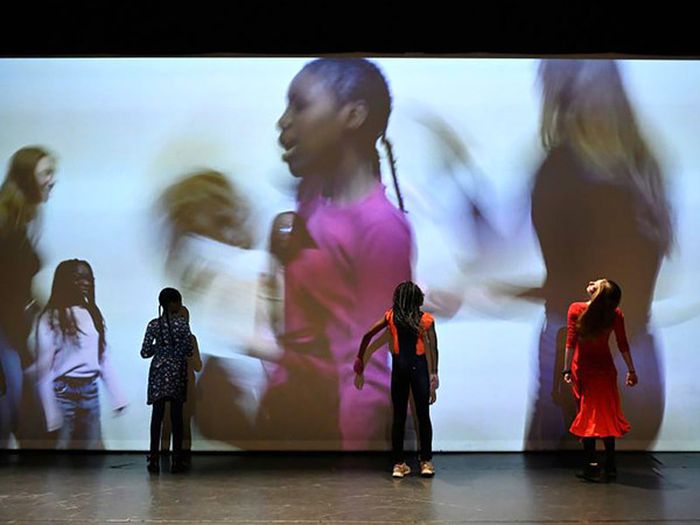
[141, 288, 193, 473]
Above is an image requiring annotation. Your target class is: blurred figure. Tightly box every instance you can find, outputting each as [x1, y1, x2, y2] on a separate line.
[526, 60, 673, 449]
[155, 170, 273, 448]
[36, 260, 127, 449]
[410, 111, 502, 319]
[141, 288, 193, 474]
[0, 146, 55, 448]
[268, 57, 413, 449]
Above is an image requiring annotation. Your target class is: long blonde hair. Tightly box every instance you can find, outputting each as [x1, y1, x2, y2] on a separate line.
[538, 60, 673, 254]
[156, 170, 251, 257]
[0, 146, 51, 234]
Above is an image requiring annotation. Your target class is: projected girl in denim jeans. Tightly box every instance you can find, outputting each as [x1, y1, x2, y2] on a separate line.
[0, 146, 56, 447]
[36, 259, 127, 449]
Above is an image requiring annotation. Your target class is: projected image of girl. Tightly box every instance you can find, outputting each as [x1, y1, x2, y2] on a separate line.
[36, 260, 127, 449]
[526, 60, 673, 449]
[155, 170, 274, 447]
[0, 146, 56, 447]
[266, 58, 414, 448]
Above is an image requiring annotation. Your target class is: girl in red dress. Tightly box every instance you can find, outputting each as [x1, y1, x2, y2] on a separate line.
[563, 278, 638, 481]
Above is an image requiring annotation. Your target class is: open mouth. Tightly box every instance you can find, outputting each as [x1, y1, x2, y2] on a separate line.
[279, 135, 298, 161]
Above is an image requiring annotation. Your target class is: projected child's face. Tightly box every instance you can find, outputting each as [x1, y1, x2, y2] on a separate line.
[35, 155, 56, 202]
[278, 71, 345, 178]
[73, 263, 94, 299]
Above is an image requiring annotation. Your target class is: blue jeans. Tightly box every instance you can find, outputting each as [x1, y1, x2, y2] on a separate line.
[525, 311, 578, 450]
[0, 330, 23, 448]
[54, 377, 102, 449]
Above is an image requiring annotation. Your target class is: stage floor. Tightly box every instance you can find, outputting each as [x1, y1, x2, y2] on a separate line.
[1, 452, 698, 524]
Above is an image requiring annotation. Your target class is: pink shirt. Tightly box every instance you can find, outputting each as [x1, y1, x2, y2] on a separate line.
[282, 182, 413, 447]
[36, 306, 127, 431]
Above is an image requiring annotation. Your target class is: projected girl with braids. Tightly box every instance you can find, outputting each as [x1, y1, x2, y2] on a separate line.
[264, 58, 414, 448]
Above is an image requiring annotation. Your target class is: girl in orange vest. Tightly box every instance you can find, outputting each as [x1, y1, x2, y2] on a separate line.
[354, 281, 439, 478]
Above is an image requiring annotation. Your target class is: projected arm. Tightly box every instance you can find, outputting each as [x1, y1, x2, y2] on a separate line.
[99, 342, 128, 412]
[36, 314, 62, 431]
[354, 317, 389, 375]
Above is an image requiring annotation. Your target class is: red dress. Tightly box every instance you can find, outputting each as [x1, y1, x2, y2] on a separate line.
[567, 302, 632, 438]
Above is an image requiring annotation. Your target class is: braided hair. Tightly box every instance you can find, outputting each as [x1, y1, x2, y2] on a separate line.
[392, 281, 425, 335]
[300, 58, 406, 212]
[157, 287, 182, 347]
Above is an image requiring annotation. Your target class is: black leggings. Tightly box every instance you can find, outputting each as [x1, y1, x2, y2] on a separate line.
[582, 437, 616, 466]
[150, 399, 183, 455]
[391, 354, 432, 463]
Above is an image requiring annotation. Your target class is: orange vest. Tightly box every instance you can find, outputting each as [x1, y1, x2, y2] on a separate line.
[384, 309, 434, 356]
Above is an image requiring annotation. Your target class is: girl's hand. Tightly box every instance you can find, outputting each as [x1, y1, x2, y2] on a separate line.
[429, 387, 437, 405]
[430, 373, 439, 391]
[563, 372, 573, 384]
[626, 371, 638, 387]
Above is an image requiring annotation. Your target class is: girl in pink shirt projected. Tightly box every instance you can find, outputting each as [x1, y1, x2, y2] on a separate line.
[262, 58, 413, 448]
[36, 259, 127, 449]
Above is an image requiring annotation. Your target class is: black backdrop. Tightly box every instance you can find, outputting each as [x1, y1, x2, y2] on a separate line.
[0, 3, 697, 57]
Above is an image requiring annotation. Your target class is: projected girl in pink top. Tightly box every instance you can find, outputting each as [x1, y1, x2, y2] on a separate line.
[259, 58, 413, 449]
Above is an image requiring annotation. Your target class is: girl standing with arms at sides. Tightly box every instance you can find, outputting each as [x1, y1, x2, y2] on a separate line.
[36, 259, 127, 449]
[354, 281, 439, 478]
[141, 288, 193, 474]
[160, 305, 202, 467]
[268, 58, 413, 449]
[563, 278, 637, 482]
[0, 146, 56, 447]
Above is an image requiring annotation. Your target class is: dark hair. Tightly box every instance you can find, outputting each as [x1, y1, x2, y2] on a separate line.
[41, 259, 106, 358]
[392, 281, 425, 334]
[300, 58, 406, 212]
[577, 279, 622, 339]
[157, 287, 182, 347]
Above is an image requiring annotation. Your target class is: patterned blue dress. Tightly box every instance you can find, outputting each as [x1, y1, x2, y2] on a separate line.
[141, 313, 193, 404]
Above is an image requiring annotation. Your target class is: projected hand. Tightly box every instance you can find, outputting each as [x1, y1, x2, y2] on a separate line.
[626, 371, 638, 387]
[353, 357, 364, 375]
[354, 373, 364, 390]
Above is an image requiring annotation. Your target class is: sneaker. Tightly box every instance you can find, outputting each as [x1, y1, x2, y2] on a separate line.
[392, 463, 411, 478]
[420, 461, 436, 478]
